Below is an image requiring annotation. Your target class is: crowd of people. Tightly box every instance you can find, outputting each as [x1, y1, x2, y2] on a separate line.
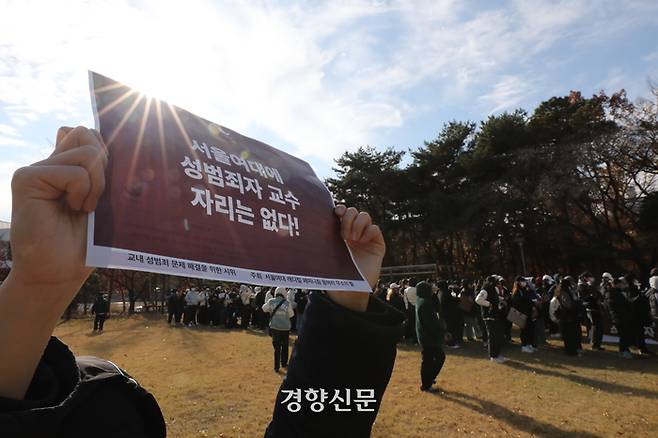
[16, 123, 658, 435]
[377, 268, 658, 365]
[89, 268, 658, 391]
[165, 285, 309, 331]
[163, 284, 310, 372]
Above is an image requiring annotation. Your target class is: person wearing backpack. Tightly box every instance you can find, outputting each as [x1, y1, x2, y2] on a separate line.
[262, 287, 295, 372]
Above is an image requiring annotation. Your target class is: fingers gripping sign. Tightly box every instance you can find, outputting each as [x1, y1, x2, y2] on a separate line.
[9, 126, 107, 294]
[329, 205, 386, 312]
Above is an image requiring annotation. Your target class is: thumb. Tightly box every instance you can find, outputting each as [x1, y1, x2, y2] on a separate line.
[12, 165, 92, 212]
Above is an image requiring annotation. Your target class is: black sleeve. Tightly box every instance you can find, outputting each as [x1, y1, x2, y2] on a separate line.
[0, 338, 165, 438]
[264, 292, 404, 438]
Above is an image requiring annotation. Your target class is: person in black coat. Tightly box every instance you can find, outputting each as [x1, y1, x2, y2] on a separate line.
[577, 271, 605, 350]
[625, 274, 654, 355]
[91, 293, 109, 332]
[437, 280, 460, 348]
[511, 276, 536, 353]
[294, 289, 309, 333]
[499, 280, 513, 343]
[605, 278, 633, 358]
[475, 276, 507, 362]
[166, 289, 178, 325]
[386, 283, 406, 314]
[0, 129, 398, 437]
[253, 286, 266, 330]
[555, 277, 583, 356]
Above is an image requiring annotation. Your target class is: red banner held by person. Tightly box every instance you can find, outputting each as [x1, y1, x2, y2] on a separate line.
[85, 71, 370, 292]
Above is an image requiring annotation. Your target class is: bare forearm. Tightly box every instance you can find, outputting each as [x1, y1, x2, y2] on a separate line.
[0, 274, 80, 399]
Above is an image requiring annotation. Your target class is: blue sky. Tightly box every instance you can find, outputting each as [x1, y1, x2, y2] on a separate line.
[1, 0, 657, 221]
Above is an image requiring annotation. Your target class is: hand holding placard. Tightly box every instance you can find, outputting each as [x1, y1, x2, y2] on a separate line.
[86, 72, 372, 292]
[327, 205, 385, 312]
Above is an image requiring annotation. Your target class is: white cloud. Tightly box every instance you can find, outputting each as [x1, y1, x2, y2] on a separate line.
[0, 0, 406, 162]
[0, 124, 18, 137]
[1, 0, 657, 220]
[0, 135, 27, 147]
[0, 0, 656, 162]
[644, 50, 658, 63]
[479, 75, 536, 114]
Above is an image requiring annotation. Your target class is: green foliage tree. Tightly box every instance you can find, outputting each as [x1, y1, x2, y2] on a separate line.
[327, 87, 658, 277]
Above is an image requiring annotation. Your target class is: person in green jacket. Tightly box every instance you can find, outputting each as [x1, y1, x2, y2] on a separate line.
[415, 281, 446, 392]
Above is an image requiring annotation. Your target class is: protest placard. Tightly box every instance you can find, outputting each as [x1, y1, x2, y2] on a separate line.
[86, 72, 370, 292]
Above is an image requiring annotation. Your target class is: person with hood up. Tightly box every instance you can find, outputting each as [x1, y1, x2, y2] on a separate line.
[262, 287, 295, 372]
[415, 281, 445, 392]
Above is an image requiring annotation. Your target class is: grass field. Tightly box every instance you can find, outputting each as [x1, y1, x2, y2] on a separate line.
[54, 315, 658, 438]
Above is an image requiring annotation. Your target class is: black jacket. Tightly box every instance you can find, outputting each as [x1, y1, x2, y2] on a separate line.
[511, 287, 533, 318]
[578, 283, 603, 314]
[557, 286, 582, 323]
[415, 283, 444, 348]
[386, 291, 406, 314]
[630, 291, 652, 327]
[0, 338, 165, 437]
[438, 287, 459, 322]
[90, 297, 109, 315]
[0, 292, 404, 438]
[606, 286, 632, 326]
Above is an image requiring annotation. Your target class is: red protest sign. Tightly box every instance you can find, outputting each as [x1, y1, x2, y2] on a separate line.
[86, 72, 370, 292]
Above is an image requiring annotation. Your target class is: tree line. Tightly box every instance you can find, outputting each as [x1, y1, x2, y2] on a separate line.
[326, 88, 658, 278]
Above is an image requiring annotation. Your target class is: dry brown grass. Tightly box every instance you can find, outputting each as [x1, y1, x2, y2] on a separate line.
[54, 315, 658, 438]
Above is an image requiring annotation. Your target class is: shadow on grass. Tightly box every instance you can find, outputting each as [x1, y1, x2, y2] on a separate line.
[169, 323, 277, 338]
[434, 389, 602, 438]
[397, 339, 658, 375]
[503, 359, 658, 400]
